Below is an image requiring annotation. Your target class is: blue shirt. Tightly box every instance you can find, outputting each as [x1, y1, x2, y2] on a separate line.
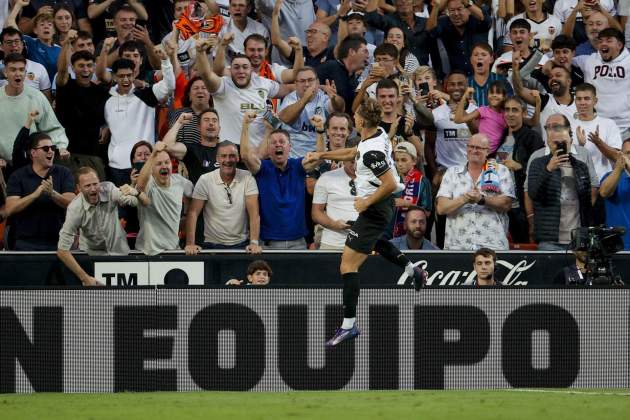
[23, 35, 61, 82]
[467, 73, 514, 107]
[279, 90, 330, 158]
[256, 158, 308, 241]
[430, 9, 492, 75]
[575, 41, 596, 57]
[389, 235, 439, 250]
[601, 170, 630, 250]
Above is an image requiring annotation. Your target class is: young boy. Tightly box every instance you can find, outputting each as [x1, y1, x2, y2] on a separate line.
[225, 260, 273, 286]
[467, 42, 513, 107]
[392, 142, 432, 238]
[6, 3, 61, 81]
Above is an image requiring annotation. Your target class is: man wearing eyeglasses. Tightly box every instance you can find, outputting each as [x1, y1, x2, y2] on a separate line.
[184, 140, 261, 254]
[0, 53, 69, 174]
[436, 133, 515, 250]
[4, 133, 75, 251]
[526, 114, 597, 251]
[0, 27, 52, 101]
[312, 137, 360, 250]
[278, 66, 345, 158]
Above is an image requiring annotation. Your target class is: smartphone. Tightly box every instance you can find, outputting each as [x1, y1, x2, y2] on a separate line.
[262, 109, 282, 129]
[556, 142, 567, 156]
[418, 82, 430, 96]
[399, 73, 409, 85]
[132, 161, 145, 172]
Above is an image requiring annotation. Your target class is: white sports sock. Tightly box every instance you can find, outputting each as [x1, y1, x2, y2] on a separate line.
[341, 317, 356, 329]
[405, 262, 415, 277]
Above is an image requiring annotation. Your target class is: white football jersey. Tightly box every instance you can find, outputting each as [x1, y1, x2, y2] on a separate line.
[355, 127, 403, 198]
[504, 13, 562, 48]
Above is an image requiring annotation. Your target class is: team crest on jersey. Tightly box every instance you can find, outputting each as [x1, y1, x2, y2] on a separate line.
[548, 26, 556, 36]
[257, 89, 266, 99]
[27, 72, 35, 81]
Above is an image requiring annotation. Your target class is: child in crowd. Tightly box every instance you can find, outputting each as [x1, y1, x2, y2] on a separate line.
[225, 260, 273, 286]
[454, 81, 509, 154]
[391, 142, 432, 238]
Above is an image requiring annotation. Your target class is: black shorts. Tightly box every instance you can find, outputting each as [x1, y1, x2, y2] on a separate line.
[345, 197, 394, 254]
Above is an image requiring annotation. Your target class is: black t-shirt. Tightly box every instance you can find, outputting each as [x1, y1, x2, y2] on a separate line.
[22, 0, 87, 19]
[6, 164, 74, 247]
[379, 119, 423, 139]
[55, 79, 110, 156]
[143, 0, 174, 43]
[181, 142, 246, 185]
[87, 0, 126, 45]
[317, 60, 358, 114]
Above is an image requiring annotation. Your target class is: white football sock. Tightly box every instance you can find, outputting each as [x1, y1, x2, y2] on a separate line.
[341, 317, 356, 329]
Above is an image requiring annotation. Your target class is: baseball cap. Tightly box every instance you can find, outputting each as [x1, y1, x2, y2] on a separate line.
[395, 141, 417, 158]
[346, 11, 366, 22]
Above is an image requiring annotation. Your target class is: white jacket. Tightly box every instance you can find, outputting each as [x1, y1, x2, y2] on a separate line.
[104, 59, 175, 169]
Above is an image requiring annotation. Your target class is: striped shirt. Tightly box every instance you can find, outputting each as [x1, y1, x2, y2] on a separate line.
[467, 73, 513, 107]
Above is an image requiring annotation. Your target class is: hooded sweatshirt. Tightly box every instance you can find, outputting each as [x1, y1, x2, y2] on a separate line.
[576, 48, 630, 132]
[104, 59, 175, 169]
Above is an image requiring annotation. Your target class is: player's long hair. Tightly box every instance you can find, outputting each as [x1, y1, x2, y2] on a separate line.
[357, 98, 383, 129]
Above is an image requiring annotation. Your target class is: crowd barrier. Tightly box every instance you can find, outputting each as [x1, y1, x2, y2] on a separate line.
[2, 250, 630, 287]
[0, 288, 627, 393]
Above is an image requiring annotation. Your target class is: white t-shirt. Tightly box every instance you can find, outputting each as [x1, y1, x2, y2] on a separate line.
[539, 93, 577, 141]
[312, 167, 359, 248]
[572, 115, 622, 181]
[553, 0, 616, 23]
[355, 127, 403, 197]
[136, 174, 194, 256]
[0, 59, 50, 92]
[193, 168, 259, 245]
[218, 17, 270, 58]
[432, 103, 477, 168]
[212, 73, 280, 146]
[504, 13, 563, 48]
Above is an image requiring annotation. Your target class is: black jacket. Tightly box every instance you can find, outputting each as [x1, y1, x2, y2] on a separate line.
[527, 154, 593, 243]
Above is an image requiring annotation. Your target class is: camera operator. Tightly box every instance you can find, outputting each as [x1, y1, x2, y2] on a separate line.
[553, 249, 588, 285]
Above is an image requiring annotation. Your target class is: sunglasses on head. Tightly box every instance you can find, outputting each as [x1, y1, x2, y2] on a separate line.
[349, 179, 356, 196]
[34, 145, 57, 153]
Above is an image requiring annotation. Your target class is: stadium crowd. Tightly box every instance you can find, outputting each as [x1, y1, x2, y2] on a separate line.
[1, 0, 630, 284]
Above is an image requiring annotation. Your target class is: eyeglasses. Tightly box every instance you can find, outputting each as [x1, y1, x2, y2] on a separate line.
[224, 186, 233, 205]
[305, 29, 325, 36]
[349, 179, 356, 196]
[2, 39, 23, 46]
[467, 145, 488, 151]
[34, 145, 57, 153]
[544, 124, 570, 133]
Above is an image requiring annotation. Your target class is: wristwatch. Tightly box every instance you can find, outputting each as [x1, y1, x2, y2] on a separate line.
[478, 196, 486, 206]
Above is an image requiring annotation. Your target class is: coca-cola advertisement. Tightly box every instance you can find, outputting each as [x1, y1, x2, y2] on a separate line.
[3, 251, 629, 287]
